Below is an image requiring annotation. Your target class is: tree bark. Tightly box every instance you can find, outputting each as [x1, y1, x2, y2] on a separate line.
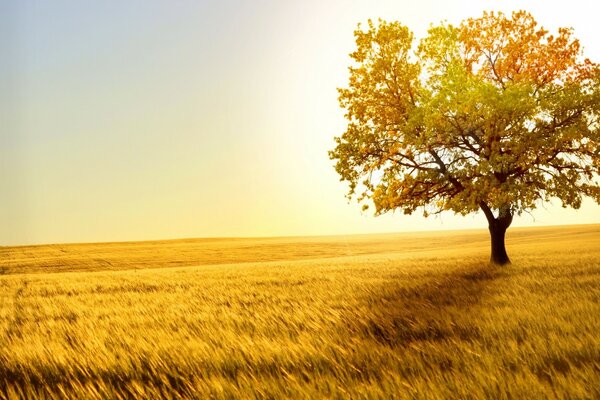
[489, 222, 510, 265]
[480, 203, 513, 265]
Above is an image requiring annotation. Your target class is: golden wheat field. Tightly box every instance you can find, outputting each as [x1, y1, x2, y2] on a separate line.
[1, 224, 599, 399]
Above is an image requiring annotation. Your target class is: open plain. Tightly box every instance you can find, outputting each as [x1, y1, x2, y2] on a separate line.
[1, 224, 599, 399]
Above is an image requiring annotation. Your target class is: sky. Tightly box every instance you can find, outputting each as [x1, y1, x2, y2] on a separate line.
[1, 0, 599, 245]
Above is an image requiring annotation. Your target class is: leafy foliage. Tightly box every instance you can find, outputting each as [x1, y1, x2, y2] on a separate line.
[330, 11, 600, 219]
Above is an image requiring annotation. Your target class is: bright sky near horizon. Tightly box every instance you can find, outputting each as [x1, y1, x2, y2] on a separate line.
[1, 0, 599, 245]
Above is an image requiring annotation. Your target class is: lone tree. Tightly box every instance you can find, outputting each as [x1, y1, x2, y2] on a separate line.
[330, 11, 600, 265]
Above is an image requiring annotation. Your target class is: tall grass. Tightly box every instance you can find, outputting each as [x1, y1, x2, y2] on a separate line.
[1, 225, 599, 399]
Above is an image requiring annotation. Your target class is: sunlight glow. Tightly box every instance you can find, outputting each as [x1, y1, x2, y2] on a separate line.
[1, 0, 599, 245]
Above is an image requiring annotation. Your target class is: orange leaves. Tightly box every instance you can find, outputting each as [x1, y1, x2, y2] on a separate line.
[459, 11, 590, 88]
[330, 11, 600, 219]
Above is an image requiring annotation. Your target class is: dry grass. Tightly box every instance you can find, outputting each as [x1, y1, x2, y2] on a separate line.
[1, 224, 599, 399]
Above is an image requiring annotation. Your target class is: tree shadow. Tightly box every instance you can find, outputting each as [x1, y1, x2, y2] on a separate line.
[347, 263, 505, 348]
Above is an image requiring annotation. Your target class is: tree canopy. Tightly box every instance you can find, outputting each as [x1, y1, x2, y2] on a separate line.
[329, 11, 600, 264]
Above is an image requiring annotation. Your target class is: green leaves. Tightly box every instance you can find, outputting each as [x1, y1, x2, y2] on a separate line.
[330, 11, 600, 219]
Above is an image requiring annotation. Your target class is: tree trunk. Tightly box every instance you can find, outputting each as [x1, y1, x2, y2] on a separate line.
[489, 223, 510, 265]
[480, 203, 513, 265]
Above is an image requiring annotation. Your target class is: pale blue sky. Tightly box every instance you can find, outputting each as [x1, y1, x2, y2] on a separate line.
[1, 0, 599, 245]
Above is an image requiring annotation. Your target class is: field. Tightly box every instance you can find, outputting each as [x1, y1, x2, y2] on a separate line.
[1, 225, 599, 399]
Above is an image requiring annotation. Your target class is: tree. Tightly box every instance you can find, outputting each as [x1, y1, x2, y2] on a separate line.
[329, 11, 600, 265]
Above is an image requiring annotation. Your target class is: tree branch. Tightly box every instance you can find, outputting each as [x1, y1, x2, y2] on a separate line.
[479, 201, 495, 224]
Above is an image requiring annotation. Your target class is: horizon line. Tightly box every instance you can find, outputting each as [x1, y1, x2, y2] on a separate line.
[3, 222, 598, 249]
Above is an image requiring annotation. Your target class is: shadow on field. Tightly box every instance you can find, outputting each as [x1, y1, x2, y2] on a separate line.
[351, 263, 504, 347]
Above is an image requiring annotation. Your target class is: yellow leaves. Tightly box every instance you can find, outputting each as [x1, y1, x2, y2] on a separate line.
[350, 19, 414, 65]
[340, 19, 421, 129]
[331, 11, 600, 220]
